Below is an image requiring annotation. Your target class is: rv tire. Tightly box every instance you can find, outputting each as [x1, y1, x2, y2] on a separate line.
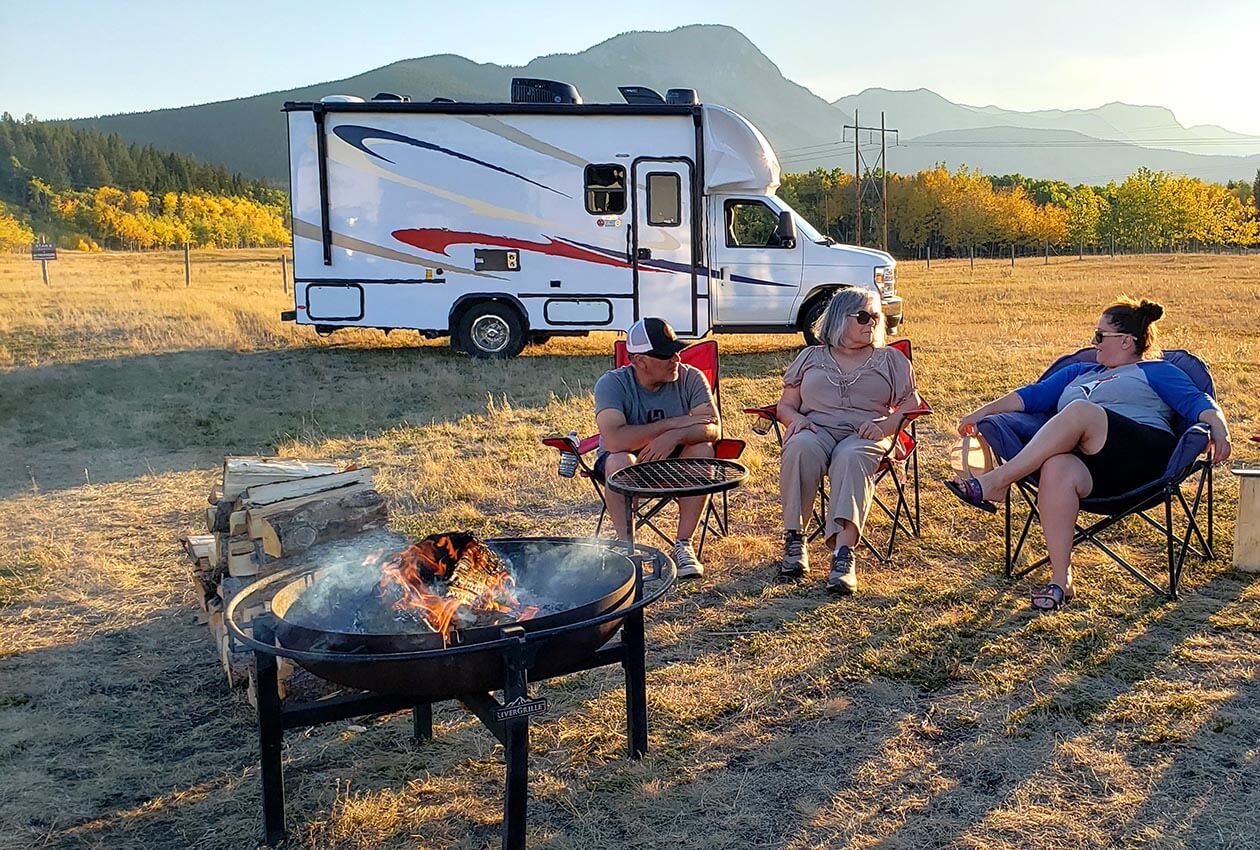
[800, 290, 842, 347]
[456, 301, 527, 359]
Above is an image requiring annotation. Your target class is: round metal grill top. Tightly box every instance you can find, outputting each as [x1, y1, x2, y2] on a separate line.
[606, 457, 748, 499]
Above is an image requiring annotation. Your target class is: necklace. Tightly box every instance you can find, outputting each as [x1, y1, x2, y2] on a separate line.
[822, 346, 875, 392]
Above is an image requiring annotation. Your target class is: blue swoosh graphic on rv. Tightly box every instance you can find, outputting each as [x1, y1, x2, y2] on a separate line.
[563, 238, 797, 287]
[332, 125, 571, 198]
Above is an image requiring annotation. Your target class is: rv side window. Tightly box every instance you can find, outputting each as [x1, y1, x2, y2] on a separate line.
[585, 165, 626, 215]
[646, 172, 681, 226]
[725, 200, 789, 249]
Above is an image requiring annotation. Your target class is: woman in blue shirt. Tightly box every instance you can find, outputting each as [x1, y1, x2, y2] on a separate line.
[946, 297, 1232, 611]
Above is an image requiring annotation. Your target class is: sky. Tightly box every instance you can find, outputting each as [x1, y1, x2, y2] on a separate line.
[1, 0, 1256, 134]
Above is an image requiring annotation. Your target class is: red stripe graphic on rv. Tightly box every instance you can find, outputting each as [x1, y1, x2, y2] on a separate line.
[393, 229, 635, 270]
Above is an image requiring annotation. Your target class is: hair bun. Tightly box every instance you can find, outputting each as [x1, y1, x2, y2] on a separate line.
[1138, 300, 1164, 322]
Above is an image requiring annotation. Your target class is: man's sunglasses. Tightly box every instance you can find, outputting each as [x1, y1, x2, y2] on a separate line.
[848, 310, 883, 326]
[640, 351, 680, 361]
[1092, 330, 1131, 345]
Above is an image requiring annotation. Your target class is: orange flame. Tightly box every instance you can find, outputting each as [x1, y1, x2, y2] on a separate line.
[374, 533, 538, 642]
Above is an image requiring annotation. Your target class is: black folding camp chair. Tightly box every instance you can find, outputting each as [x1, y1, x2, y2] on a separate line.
[977, 348, 1216, 599]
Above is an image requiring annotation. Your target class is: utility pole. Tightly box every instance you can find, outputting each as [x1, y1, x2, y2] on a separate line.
[843, 110, 899, 249]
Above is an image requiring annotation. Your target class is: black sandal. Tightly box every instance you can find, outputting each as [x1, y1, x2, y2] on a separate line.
[944, 477, 997, 514]
[1030, 583, 1074, 611]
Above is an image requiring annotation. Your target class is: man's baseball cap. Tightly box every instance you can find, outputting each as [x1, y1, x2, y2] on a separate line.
[626, 317, 689, 358]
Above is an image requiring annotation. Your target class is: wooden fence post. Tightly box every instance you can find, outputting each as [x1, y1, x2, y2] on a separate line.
[184, 243, 191, 287]
[926, 244, 931, 271]
[280, 255, 288, 293]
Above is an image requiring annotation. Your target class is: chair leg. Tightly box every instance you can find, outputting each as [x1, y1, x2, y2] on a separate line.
[1166, 491, 1178, 599]
[1206, 462, 1214, 554]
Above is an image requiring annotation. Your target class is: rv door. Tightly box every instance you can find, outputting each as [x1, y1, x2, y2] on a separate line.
[631, 159, 705, 336]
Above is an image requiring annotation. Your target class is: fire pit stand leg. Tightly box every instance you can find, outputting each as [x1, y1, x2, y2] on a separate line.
[623, 607, 649, 759]
[503, 633, 531, 850]
[412, 704, 432, 741]
[253, 621, 288, 847]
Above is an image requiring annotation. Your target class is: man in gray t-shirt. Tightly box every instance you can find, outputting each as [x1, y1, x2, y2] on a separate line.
[594, 318, 719, 578]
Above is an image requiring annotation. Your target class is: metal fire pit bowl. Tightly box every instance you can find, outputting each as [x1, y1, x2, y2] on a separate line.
[226, 537, 674, 701]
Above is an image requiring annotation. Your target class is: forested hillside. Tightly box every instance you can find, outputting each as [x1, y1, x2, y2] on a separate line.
[0, 114, 287, 250]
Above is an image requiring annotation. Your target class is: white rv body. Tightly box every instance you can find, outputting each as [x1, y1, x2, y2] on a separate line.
[283, 96, 902, 356]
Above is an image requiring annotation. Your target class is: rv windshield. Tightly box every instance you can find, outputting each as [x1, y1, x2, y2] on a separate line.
[780, 204, 833, 245]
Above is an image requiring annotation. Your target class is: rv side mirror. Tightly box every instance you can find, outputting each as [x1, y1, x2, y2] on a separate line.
[776, 211, 797, 249]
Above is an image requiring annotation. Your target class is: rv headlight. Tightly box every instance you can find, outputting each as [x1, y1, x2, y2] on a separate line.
[874, 265, 895, 294]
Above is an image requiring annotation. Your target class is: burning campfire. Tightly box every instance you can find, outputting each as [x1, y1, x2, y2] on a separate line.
[374, 532, 540, 641]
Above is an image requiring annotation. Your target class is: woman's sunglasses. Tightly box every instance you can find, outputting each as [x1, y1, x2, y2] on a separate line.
[848, 310, 882, 326]
[1092, 330, 1131, 345]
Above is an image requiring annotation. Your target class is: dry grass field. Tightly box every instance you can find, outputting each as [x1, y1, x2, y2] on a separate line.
[1, 249, 1257, 850]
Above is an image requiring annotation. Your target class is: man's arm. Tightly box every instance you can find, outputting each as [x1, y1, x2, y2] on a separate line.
[596, 408, 717, 455]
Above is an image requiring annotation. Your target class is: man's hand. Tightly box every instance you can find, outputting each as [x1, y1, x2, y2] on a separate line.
[957, 411, 983, 437]
[638, 431, 682, 462]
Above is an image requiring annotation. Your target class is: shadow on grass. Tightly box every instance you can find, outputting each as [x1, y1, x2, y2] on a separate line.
[0, 344, 621, 498]
[3, 562, 1253, 849]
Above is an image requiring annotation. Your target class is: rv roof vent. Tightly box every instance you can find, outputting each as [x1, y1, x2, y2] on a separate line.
[320, 95, 365, 103]
[430, 97, 456, 103]
[510, 78, 582, 105]
[665, 88, 700, 106]
[618, 85, 665, 105]
[371, 92, 411, 102]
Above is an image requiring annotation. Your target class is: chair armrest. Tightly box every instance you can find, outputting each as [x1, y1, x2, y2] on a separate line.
[541, 433, 600, 455]
[898, 399, 933, 422]
[743, 404, 778, 421]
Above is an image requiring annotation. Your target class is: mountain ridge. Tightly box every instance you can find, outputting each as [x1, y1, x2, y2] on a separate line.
[59, 24, 1260, 184]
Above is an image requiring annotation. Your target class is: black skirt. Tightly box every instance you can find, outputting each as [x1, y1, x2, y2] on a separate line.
[1074, 409, 1178, 499]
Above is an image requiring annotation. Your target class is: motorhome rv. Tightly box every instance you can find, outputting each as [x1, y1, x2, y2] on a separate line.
[282, 80, 902, 357]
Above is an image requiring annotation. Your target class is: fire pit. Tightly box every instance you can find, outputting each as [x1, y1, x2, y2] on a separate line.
[226, 534, 674, 849]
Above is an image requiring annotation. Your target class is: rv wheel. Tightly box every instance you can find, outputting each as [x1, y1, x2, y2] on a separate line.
[457, 302, 527, 359]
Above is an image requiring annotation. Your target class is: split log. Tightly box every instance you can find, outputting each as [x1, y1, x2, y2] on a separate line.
[241, 468, 372, 507]
[226, 535, 260, 577]
[210, 498, 235, 534]
[250, 488, 388, 561]
[220, 630, 252, 689]
[222, 456, 341, 499]
[182, 534, 218, 563]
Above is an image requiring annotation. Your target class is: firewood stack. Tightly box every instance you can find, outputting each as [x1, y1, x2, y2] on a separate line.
[181, 456, 390, 703]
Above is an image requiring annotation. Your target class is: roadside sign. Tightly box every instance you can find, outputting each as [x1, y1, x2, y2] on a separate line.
[32, 242, 57, 261]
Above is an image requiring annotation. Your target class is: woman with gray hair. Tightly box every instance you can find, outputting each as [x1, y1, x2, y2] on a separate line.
[775, 288, 918, 593]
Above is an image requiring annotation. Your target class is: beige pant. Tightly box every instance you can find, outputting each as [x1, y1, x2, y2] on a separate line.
[779, 426, 891, 542]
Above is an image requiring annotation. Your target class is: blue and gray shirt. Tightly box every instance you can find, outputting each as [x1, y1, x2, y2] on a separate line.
[1015, 360, 1219, 435]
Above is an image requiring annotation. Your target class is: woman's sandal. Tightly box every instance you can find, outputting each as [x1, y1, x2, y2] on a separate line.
[944, 477, 997, 514]
[1030, 583, 1075, 612]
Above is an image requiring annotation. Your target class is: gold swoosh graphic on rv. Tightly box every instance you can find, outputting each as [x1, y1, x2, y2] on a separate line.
[457, 116, 589, 167]
[328, 142, 560, 229]
[292, 218, 501, 278]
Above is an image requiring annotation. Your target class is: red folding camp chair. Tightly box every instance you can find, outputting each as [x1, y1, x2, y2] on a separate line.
[542, 339, 746, 556]
[742, 338, 931, 563]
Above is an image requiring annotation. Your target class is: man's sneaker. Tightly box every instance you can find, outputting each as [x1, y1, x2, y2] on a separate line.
[673, 540, 704, 579]
[779, 530, 809, 578]
[826, 546, 857, 595]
